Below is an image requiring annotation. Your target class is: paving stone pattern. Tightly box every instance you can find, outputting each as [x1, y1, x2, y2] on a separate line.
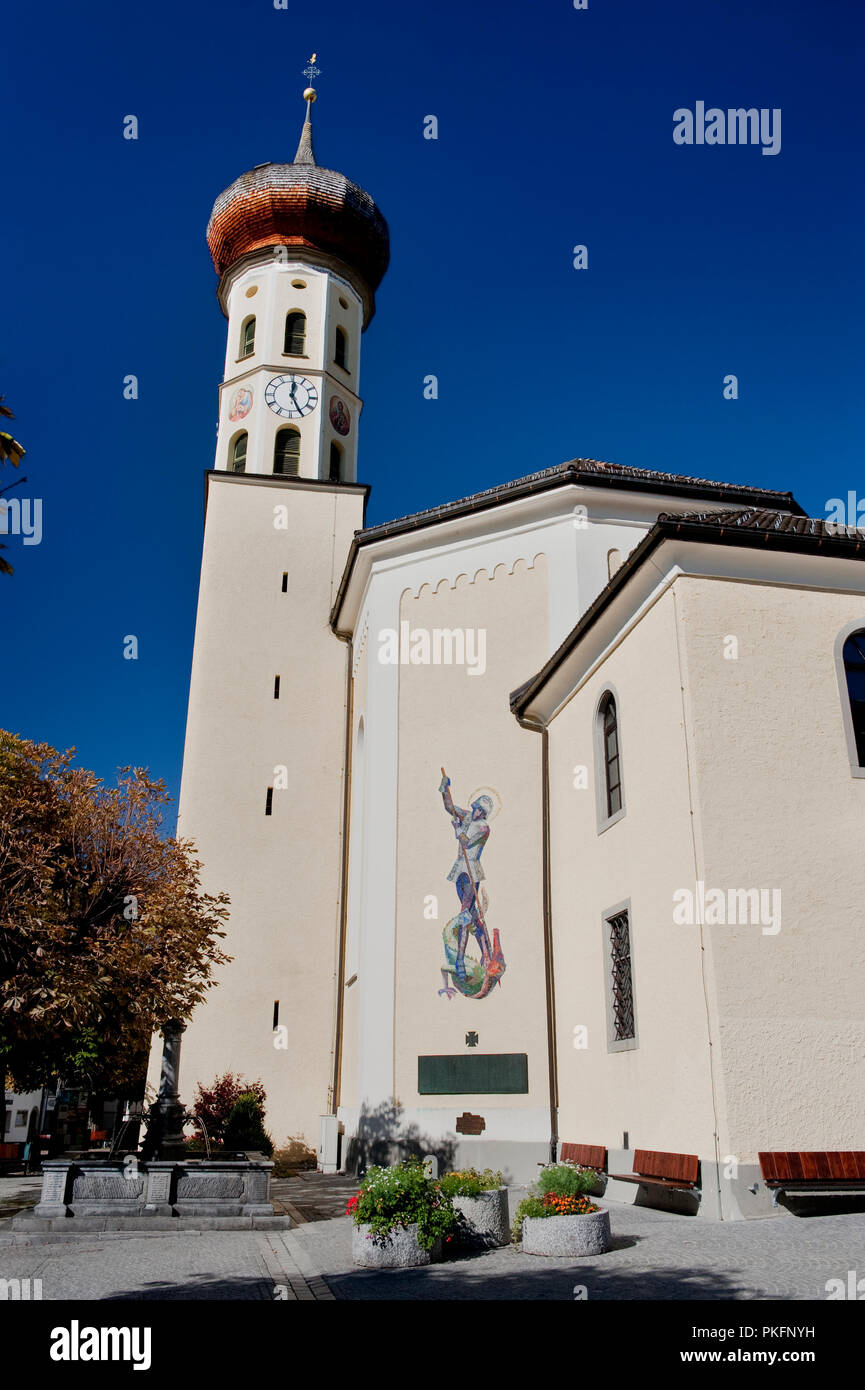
[3, 1173, 864, 1301]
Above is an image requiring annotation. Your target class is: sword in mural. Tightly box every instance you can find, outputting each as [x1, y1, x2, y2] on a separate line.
[437, 768, 506, 1000]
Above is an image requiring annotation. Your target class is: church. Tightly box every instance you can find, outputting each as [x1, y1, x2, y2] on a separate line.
[148, 76, 865, 1221]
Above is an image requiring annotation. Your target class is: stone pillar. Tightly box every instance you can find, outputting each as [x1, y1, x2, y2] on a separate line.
[32, 1159, 74, 1218]
[152, 1018, 188, 1160]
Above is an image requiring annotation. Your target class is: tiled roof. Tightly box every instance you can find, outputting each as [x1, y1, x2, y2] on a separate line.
[657, 508, 852, 537]
[355, 459, 803, 544]
[510, 506, 865, 719]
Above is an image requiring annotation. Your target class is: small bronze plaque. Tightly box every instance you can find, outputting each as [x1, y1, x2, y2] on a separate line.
[455, 1112, 486, 1136]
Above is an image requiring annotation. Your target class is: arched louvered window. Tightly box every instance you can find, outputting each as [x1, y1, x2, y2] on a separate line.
[230, 432, 248, 473]
[240, 316, 255, 358]
[335, 326, 348, 370]
[598, 692, 623, 820]
[273, 427, 300, 476]
[329, 441, 342, 482]
[842, 629, 865, 767]
[284, 311, 306, 356]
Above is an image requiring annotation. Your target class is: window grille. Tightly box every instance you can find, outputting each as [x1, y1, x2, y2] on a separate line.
[608, 909, 634, 1041]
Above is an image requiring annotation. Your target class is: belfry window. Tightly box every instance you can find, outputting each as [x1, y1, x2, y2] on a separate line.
[284, 312, 306, 356]
[335, 326, 348, 370]
[329, 441, 342, 482]
[273, 427, 300, 476]
[842, 629, 865, 766]
[230, 433, 248, 473]
[240, 316, 255, 358]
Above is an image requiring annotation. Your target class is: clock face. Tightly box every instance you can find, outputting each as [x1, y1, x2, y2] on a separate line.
[265, 375, 319, 419]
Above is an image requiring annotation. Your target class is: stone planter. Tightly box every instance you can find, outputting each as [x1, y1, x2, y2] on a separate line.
[352, 1221, 441, 1268]
[521, 1207, 611, 1256]
[453, 1187, 510, 1248]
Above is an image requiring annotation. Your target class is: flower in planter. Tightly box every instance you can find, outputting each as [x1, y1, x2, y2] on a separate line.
[348, 1158, 458, 1251]
[511, 1163, 602, 1244]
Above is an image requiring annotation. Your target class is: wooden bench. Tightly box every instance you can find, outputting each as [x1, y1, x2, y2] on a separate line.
[0, 1142, 26, 1174]
[610, 1149, 700, 1194]
[559, 1142, 607, 1171]
[759, 1151, 865, 1204]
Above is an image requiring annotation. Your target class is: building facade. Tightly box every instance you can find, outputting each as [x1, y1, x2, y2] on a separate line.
[151, 86, 865, 1214]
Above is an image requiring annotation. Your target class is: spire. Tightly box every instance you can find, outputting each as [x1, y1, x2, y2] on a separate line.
[293, 53, 320, 165]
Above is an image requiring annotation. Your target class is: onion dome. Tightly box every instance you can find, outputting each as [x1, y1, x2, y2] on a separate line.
[206, 82, 389, 320]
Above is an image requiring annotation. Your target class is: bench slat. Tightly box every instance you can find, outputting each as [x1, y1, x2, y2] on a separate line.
[559, 1143, 606, 1170]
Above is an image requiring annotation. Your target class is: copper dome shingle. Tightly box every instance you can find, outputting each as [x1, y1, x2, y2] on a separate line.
[206, 161, 390, 290]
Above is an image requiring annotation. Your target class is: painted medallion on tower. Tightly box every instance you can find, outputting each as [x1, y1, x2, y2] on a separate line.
[329, 395, 351, 436]
[437, 770, 505, 1000]
[228, 386, 253, 422]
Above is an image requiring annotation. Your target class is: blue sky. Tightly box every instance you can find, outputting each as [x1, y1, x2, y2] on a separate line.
[3, 0, 864, 814]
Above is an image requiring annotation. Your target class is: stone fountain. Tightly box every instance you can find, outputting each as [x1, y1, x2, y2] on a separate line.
[13, 1020, 289, 1233]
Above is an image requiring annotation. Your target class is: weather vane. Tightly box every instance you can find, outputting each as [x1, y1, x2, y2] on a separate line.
[303, 53, 321, 85]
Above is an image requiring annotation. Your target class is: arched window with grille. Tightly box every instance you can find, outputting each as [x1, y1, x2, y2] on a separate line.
[596, 690, 624, 827]
[284, 311, 306, 356]
[273, 427, 300, 476]
[838, 626, 865, 772]
[329, 440, 342, 482]
[335, 325, 348, 370]
[239, 316, 255, 358]
[230, 432, 248, 473]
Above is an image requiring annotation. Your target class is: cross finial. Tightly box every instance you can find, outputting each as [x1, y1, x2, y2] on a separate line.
[303, 53, 320, 86]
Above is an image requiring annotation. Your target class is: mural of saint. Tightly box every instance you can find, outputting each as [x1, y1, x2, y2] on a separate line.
[329, 395, 351, 436]
[437, 769, 506, 1000]
[228, 386, 253, 421]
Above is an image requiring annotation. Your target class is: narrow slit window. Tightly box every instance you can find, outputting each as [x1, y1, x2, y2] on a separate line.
[274, 675, 281, 699]
[265, 787, 273, 816]
[329, 440, 342, 482]
[600, 694, 622, 818]
[335, 325, 348, 370]
[281, 572, 288, 592]
[842, 629, 865, 766]
[272, 1001, 279, 1029]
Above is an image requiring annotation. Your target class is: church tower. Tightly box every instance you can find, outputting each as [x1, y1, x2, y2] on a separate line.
[152, 70, 389, 1153]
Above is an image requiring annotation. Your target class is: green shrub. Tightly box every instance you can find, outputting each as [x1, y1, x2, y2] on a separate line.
[224, 1092, 273, 1157]
[439, 1167, 503, 1199]
[536, 1162, 596, 1198]
[511, 1194, 546, 1244]
[347, 1159, 458, 1251]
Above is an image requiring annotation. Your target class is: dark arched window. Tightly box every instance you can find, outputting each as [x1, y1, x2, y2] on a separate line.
[230, 432, 248, 473]
[273, 427, 300, 476]
[842, 629, 865, 766]
[284, 312, 306, 356]
[335, 326, 348, 370]
[240, 316, 255, 358]
[329, 441, 342, 482]
[599, 693, 622, 818]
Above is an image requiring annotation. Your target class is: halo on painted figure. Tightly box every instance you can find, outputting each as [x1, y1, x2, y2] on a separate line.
[468, 786, 502, 820]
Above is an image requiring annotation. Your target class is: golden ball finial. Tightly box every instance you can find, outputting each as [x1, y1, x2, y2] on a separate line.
[303, 86, 317, 103]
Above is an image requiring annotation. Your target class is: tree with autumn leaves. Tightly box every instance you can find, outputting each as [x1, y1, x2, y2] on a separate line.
[0, 732, 231, 1141]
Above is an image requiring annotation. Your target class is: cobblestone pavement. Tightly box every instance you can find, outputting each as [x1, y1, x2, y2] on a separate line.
[3, 1174, 862, 1301]
[289, 1201, 865, 1301]
[0, 1229, 335, 1301]
[270, 1172, 359, 1224]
